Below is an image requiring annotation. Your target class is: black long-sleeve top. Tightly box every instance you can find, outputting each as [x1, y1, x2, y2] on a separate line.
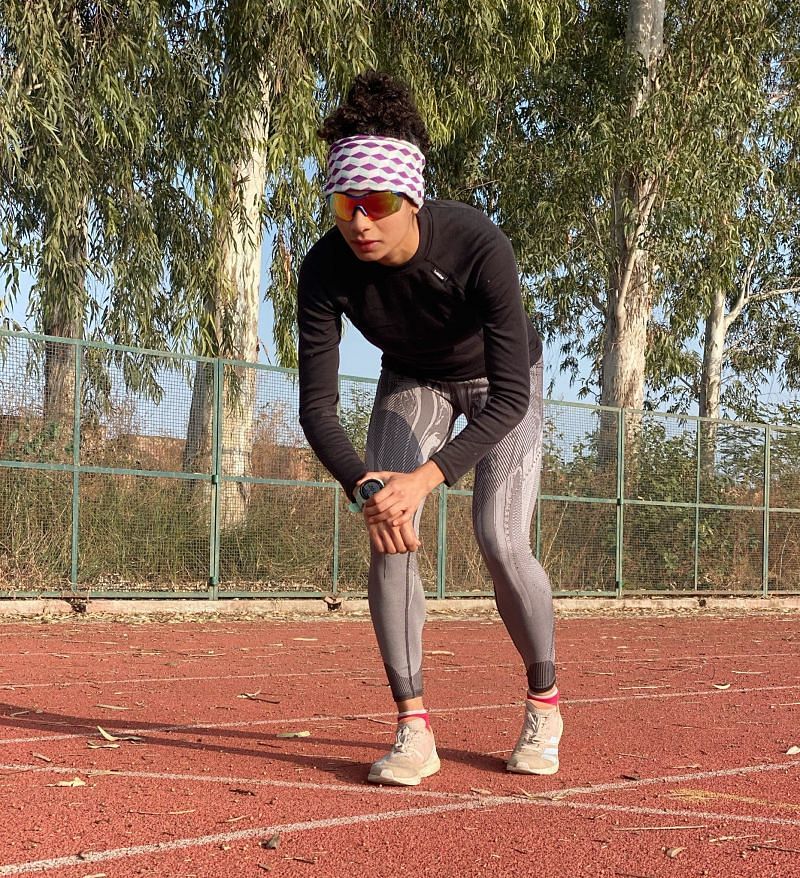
[297, 199, 542, 500]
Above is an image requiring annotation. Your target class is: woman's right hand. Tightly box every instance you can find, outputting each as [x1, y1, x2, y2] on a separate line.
[365, 515, 420, 554]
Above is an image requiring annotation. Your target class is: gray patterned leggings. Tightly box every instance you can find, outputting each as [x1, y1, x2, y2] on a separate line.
[365, 359, 556, 702]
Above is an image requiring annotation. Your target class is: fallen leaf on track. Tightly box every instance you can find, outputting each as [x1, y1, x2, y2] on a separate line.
[426, 650, 455, 656]
[97, 726, 119, 741]
[260, 834, 280, 850]
[96, 726, 142, 743]
[292, 637, 317, 642]
[277, 730, 311, 738]
[712, 683, 731, 690]
[786, 745, 800, 756]
[32, 753, 51, 763]
[48, 777, 86, 787]
[95, 704, 131, 711]
[664, 847, 685, 858]
[237, 691, 281, 703]
[469, 787, 493, 796]
[750, 844, 800, 854]
[87, 741, 120, 750]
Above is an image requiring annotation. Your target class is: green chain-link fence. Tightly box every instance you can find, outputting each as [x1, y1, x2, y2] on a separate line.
[1, 330, 798, 598]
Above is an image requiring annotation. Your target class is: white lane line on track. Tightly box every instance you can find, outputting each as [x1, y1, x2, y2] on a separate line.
[1, 648, 796, 665]
[2, 771, 800, 875]
[0, 800, 499, 876]
[2, 683, 800, 746]
[2, 756, 797, 804]
[561, 799, 800, 827]
[0, 670, 371, 689]
[2, 650, 798, 689]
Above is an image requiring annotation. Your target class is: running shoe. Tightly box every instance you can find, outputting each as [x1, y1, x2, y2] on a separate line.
[506, 704, 563, 775]
[367, 722, 440, 786]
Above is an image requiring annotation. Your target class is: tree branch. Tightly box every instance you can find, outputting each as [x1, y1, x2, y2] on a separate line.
[617, 176, 659, 304]
[724, 248, 759, 330]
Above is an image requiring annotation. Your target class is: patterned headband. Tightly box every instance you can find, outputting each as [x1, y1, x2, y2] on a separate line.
[323, 135, 426, 208]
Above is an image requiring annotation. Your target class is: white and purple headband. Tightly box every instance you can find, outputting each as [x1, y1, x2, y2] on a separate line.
[323, 135, 426, 208]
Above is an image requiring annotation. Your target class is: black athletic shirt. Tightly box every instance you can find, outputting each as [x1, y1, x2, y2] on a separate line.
[297, 199, 542, 500]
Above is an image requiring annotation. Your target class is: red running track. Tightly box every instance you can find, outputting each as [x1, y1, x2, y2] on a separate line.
[0, 613, 798, 877]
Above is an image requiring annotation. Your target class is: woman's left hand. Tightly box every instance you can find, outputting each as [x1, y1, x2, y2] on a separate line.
[364, 461, 445, 527]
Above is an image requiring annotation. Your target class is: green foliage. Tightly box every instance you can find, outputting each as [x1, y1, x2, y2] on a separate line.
[3, 0, 798, 422]
[427, 0, 799, 414]
[339, 384, 375, 456]
[0, 2, 201, 351]
[647, 0, 800, 420]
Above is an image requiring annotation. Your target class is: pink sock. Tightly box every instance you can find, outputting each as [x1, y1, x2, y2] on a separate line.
[527, 689, 559, 710]
[398, 709, 431, 729]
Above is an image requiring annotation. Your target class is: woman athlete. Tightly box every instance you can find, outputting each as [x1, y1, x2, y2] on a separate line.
[297, 71, 562, 786]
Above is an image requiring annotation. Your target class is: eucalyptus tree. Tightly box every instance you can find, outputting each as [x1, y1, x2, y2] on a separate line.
[0, 1, 205, 424]
[446, 1, 794, 427]
[646, 0, 800, 427]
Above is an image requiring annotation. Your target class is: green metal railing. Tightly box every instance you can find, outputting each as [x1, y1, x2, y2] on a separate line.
[0, 329, 798, 599]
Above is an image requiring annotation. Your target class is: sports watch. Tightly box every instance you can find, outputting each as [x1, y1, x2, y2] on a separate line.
[350, 478, 385, 512]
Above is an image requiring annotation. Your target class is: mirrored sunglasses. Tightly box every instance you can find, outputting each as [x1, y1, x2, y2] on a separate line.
[327, 191, 405, 221]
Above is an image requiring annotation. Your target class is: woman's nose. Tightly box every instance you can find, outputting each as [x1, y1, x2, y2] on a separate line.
[349, 206, 372, 229]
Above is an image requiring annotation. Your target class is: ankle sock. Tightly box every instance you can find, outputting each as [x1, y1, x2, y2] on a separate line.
[398, 709, 431, 729]
[527, 688, 559, 710]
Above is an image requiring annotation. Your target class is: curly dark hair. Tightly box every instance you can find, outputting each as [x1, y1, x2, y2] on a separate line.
[319, 71, 430, 154]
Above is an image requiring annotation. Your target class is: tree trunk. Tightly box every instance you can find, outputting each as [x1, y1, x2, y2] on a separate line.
[600, 235, 651, 413]
[41, 205, 86, 438]
[626, 0, 664, 111]
[598, 238, 652, 469]
[183, 134, 267, 528]
[597, 0, 664, 466]
[699, 288, 726, 421]
[43, 311, 80, 427]
[698, 287, 727, 471]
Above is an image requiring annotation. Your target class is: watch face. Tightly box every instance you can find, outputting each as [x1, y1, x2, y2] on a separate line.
[359, 479, 383, 501]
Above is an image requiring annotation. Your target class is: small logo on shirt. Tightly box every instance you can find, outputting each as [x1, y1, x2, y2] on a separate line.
[431, 267, 448, 282]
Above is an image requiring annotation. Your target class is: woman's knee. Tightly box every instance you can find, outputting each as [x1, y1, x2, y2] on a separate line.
[474, 526, 531, 572]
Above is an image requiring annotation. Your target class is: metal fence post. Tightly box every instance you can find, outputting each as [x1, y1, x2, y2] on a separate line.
[762, 425, 771, 598]
[332, 483, 340, 594]
[436, 485, 448, 598]
[70, 341, 82, 592]
[208, 360, 223, 598]
[615, 408, 625, 598]
[693, 419, 702, 591]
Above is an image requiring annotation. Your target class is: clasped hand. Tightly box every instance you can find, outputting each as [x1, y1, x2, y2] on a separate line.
[356, 462, 444, 555]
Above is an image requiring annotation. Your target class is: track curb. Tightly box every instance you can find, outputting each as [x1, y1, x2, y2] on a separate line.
[0, 594, 799, 620]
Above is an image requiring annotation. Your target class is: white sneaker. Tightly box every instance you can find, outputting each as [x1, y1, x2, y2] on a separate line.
[367, 722, 441, 786]
[506, 704, 563, 775]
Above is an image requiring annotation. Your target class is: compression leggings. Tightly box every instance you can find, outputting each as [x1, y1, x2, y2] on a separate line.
[364, 360, 556, 702]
